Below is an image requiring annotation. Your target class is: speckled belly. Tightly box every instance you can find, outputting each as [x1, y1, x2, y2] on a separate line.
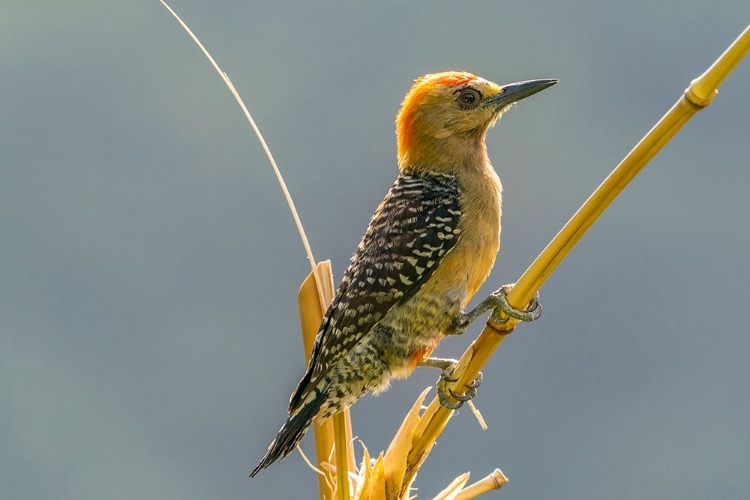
[316, 288, 463, 419]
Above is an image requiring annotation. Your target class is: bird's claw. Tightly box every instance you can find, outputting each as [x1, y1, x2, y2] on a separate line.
[439, 365, 458, 383]
[489, 284, 542, 324]
[464, 371, 483, 389]
[436, 364, 483, 410]
[449, 387, 475, 402]
[439, 393, 464, 410]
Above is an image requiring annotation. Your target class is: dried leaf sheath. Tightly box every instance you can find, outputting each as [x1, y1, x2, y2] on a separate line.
[298, 262, 355, 499]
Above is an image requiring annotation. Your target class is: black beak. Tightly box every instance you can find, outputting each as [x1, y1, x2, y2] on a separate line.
[487, 78, 558, 110]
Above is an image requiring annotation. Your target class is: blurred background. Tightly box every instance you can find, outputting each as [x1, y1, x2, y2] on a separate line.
[1, 2, 749, 499]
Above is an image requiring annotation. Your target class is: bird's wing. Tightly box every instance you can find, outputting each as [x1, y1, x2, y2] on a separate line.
[289, 173, 462, 412]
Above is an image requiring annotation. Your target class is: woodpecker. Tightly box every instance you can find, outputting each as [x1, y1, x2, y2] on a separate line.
[250, 71, 555, 477]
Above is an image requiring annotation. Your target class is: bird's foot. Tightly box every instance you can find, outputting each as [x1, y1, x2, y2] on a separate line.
[445, 284, 542, 336]
[438, 366, 483, 410]
[488, 283, 542, 324]
[420, 357, 483, 410]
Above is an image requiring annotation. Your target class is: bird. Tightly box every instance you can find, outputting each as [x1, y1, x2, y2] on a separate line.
[250, 71, 556, 477]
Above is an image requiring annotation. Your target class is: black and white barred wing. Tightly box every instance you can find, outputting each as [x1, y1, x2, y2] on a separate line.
[289, 173, 462, 412]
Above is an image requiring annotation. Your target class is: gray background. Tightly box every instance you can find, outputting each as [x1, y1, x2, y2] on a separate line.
[2, 2, 749, 499]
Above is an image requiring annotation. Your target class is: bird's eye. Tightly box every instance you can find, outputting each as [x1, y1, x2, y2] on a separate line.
[456, 88, 481, 108]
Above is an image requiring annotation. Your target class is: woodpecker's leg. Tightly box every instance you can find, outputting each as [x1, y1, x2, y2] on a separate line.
[419, 357, 483, 410]
[446, 284, 542, 336]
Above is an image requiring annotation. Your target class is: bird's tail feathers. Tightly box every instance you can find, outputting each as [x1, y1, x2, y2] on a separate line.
[249, 389, 326, 478]
[288, 365, 314, 413]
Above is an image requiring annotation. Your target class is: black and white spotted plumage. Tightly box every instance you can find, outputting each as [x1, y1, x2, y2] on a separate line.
[250, 172, 463, 476]
[293, 173, 462, 404]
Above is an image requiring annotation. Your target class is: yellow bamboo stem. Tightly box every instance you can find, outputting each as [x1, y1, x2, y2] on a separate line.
[453, 469, 508, 500]
[404, 21, 750, 484]
[687, 23, 750, 106]
[298, 263, 336, 500]
[431, 472, 471, 500]
[299, 262, 354, 500]
[333, 412, 351, 500]
[311, 266, 354, 500]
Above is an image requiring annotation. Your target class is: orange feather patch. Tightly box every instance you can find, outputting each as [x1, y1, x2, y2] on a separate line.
[396, 71, 478, 165]
[408, 344, 439, 371]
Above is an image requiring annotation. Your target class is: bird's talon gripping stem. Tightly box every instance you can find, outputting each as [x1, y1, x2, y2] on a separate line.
[441, 368, 458, 383]
[489, 283, 542, 324]
[440, 395, 464, 410]
[464, 371, 483, 390]
[419, 357, 484, 410]
[447, 284, 542, 336]
[443, 372, 482, 408]
[449, 387, 475, 402]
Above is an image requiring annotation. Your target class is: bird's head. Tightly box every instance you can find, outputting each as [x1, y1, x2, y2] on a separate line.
[396, 71, 557, 171]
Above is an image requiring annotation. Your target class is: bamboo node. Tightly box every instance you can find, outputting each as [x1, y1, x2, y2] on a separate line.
[684, 83, 718, 108]
[484, 319, 515, 336]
